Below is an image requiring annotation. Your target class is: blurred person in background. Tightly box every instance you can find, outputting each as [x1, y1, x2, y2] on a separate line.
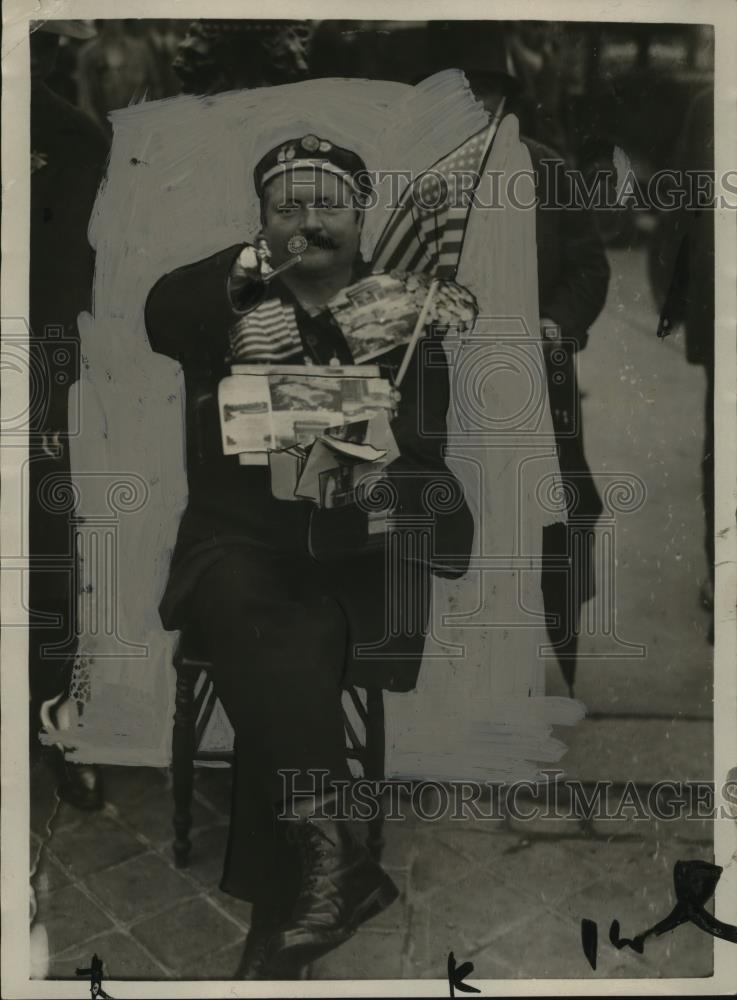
[78, 19, 165, 132]
[506, 21, 569, 156]
[652, 85, 715, 642]
[44, 32, 83, 104]
[172, 19, 311, 95]
[426, 21, 609, 693]
[308, 20, 430, 85]
[145, 19, 186, 97]
[30, 19, 110, 806]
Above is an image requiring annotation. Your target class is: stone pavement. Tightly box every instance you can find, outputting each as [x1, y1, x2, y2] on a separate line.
[32, 761, 714, 985]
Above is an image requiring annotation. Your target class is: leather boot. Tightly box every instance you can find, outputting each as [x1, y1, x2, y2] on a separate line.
[235, 864, 302, 980]
[235, 904, 303, 980]
[267, 817, 399, 968]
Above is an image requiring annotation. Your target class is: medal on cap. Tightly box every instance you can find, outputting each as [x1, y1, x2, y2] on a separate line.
[301, 134, 320, 152]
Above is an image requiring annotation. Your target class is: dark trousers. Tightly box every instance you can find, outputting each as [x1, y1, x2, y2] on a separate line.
[191, 548, 353, 807]
[187, 543, 428, 905]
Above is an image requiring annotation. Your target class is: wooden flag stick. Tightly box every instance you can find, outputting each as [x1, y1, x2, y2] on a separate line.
[395, 278, 439, 387]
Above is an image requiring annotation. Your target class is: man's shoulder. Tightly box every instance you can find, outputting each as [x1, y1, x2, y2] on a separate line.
[166, 243, 246, 282]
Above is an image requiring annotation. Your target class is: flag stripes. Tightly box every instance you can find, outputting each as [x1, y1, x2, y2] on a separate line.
[372, 124, 495, 279]
[228, 298, 303, 363]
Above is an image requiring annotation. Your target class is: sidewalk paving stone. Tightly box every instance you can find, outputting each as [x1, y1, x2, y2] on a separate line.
[433, 825, 521, 866]
[47, 813, 146, 877]
[555, 837, 712, 910]
[410, 869, 532, 969]
[365, 893, 410, 934]
[592, 814, 714, 843]
[102, 765, 169, 805]
[181, 824, 230, 886]
[311, 929, 405, 980]
[174, 938, 247, 980]
[32, 846, 73, 896]
[504, 812, 589, 837]
[473, 908, 625, 980]
[49, 929, 168, 980]
[50, 801, 95, 833]
[82, 851, 197, 924]
[556, 719, 713, 785]
[205, 888, 252, 930]
[106, 780, 221, 848]
[482, 838, 606, 908]
[41, 885, 114, 956]
[376, 819, 422, 871]
[130, 896, 243, 969]
[408, 830, 477, 895]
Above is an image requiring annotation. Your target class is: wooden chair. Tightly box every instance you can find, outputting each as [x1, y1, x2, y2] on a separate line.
[171, 633, 387, 868]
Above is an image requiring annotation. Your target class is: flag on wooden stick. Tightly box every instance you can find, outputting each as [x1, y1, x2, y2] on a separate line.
[374, 105, 506, 384]
[371, 104, 505, 280]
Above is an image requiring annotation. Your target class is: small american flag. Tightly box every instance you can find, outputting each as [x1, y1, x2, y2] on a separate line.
[372, 116, 502, 279]
[228, 298, 303, 363]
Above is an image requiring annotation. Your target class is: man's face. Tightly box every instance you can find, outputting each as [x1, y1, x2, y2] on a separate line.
[261, 170, 362, 277]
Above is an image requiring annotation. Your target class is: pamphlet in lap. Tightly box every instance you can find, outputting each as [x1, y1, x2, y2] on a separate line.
[218, 365, 393, 465]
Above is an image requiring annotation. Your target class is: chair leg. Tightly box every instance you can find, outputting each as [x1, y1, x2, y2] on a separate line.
[172, 665, 197, 868]
[364, 688, 386, 863]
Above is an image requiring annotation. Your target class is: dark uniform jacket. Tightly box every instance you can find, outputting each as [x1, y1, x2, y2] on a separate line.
[526, 137, 610, 522]
[145, 247, 475, 689]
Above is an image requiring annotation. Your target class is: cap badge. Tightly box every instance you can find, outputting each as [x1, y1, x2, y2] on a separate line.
[301, 134, 320, 152]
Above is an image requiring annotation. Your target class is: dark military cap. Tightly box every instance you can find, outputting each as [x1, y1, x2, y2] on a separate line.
[254, 134, 371, 202]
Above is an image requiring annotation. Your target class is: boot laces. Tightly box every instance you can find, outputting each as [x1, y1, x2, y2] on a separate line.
[293, 823, 338, 905]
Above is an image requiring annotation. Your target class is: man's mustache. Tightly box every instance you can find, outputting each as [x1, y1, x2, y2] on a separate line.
[301, 233, 339, 250]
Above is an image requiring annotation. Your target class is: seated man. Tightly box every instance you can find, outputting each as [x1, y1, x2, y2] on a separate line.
[145, 135, 475, 978]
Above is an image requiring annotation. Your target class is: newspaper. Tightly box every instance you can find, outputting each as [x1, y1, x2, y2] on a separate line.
[218, 364, 394, 464]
